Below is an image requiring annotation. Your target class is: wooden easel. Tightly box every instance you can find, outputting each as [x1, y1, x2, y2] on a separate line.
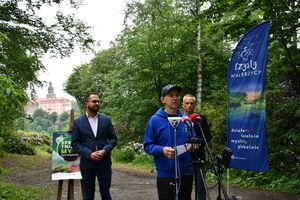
[56, 109, 85, 200]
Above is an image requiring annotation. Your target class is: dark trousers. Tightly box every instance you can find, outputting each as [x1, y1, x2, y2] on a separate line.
[195, 165, 207, 200]
[157, 174, 193, 200]
[81, 166, 112, 200]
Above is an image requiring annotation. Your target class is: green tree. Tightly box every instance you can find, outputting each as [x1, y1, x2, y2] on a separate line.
[25, 109, 71, 133]
[65, 0, 299, 182]
[65, 48, 120, 111]
[201, 0, 300, 174]
[0, 0, 95, 89]
[49, 112, 58, 125]
[65, 0, 230, 143]
[0, 75, 28, 135]
[59, 112, 69, 122]
[32, 109, 49, 119]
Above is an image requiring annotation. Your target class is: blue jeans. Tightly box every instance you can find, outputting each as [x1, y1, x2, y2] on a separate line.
[81, 166, 112, 200]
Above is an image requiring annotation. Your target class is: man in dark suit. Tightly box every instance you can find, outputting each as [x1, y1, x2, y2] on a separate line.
[182, 94, 212, 200]
[72, 92, 117, 200]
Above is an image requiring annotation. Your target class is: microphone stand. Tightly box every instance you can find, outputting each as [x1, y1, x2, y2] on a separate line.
[168, 117, 181, 200]
[196, 119, 231, 200]
[186, 136, 211, 200]
[173, 126, 180, 200]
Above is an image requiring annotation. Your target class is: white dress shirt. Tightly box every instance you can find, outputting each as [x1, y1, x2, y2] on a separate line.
[86, 113, 98, 137]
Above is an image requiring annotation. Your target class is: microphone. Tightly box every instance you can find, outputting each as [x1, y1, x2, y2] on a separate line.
[167, 117, 181, 129]
[181, 116, 192, 128]
[190, 113, 202, 123]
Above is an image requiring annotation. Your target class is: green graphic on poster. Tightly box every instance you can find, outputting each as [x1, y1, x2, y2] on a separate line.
[52, 132, 82, 180]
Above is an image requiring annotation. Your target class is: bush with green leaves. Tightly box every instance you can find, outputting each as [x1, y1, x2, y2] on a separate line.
[2, 133, 35, 155]
[0, 75, 28, 135]
[131, 151, 155, 170]
[229, 169, 300, 195]
[0, 137, 4, 157]
[24, 109, 71, 134]
[112, 141, 155, 170]
[113, 147, 136, 163]
[21, 131, 51, 146]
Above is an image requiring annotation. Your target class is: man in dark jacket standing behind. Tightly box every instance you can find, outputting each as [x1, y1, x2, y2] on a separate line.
[72, 92, 117, 200]
[182, 94, 212, 200]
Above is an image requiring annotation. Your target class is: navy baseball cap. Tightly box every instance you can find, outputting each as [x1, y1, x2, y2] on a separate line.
[161, 84, 181, 97]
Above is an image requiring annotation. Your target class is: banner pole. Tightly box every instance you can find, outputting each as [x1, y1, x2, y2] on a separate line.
[67, 109, 75, 200]
[227, 168, 230, 197]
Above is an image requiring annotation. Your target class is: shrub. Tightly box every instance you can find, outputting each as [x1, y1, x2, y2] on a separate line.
[37, 144, 52, 154]
[112, 141, 145, 163]
[2, 133, 35, 155]
[0, 137, 4, 157]
[132, 151, 155, 170]
[112, 148, 136, 163]
[0, 164, 6, 174]
[21, 132, 51, 146]
[229, 169, 300, 195]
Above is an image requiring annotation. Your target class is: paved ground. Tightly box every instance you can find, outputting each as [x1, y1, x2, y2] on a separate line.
[54, 167, 298, 200]
[0, 155, 299, 200]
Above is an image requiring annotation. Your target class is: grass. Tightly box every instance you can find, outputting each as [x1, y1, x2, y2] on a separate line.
[0, 182, 52, 200]
[34, 146, 52, 159]
[0, 149, 53, 200]
[0, 164, 7, 175]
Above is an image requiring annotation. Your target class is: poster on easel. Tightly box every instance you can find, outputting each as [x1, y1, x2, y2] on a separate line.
[51, 131, 82, 180]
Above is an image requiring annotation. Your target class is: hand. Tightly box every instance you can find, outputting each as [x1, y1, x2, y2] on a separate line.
[97, 150, 107, 160]
[90, 150, 106, 161]
[163, 147, 175, 159]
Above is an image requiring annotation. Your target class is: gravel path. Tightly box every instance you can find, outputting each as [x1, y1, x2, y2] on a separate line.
[0, 156, 299, 200]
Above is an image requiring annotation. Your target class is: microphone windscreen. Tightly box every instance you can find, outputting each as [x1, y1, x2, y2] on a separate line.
[181, 116, 189, 122]
[181, 116, 192, 128]
[190, 113, 200, 123]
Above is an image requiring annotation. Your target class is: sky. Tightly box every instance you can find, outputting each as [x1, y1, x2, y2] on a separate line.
[35, 0, 132, 100]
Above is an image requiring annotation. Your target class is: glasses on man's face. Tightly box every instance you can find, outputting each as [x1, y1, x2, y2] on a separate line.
[87, 100, 100, 104]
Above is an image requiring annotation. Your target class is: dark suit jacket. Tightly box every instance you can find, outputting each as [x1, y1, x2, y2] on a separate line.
[193, 113, 213, 161]
[71, 113, 117, 170]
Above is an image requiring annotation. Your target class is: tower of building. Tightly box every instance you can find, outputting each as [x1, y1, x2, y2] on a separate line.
[25, 82, 71, 115]
[46, 82, 56, 99]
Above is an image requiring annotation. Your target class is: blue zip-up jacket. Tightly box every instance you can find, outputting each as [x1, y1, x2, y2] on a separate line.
[144, 108, 194, 178]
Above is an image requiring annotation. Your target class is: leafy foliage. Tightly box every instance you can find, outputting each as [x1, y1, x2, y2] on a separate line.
[112, 141, 155, 171]
[1, 131, 51, 155]
[228, 169, 300, 194]
[0, 137, 4, 157]
[24, 109, 71, 133]
[64, 0, 299, 193]
[0, 0, 95, 89]
[2, 133, 35, 155]
[0, 75, 28, 135]
[0, 0, 96, 155]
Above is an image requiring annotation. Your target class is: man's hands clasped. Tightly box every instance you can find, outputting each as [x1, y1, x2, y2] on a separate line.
[90, 150, 107, 161]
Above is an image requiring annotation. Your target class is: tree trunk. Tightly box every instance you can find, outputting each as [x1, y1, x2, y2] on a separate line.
[196, 6, 202, 107]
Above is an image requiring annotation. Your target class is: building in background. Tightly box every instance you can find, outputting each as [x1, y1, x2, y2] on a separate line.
[26, 82, 71, 115]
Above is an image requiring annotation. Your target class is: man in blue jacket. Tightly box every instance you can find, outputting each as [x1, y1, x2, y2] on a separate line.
[72, 92, 117, 200]
[144, 84, 194, 200]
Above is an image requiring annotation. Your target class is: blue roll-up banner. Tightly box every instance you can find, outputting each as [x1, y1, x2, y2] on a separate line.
[228, 20, 270, 171]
